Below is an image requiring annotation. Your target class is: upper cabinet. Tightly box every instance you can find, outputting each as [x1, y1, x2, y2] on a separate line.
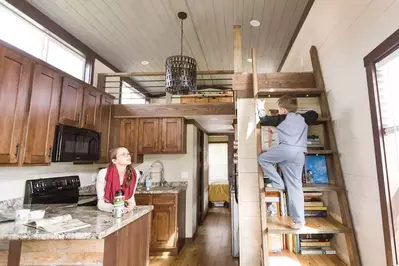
[58, 77, 83, 128]
[98, 95, 113, 163]
[120, 119, 143, 163]
[0, 47, 32, 164]
[138, 118, 186, 154]
[81, 86, 101, 131]
[24, 64, 61, 165]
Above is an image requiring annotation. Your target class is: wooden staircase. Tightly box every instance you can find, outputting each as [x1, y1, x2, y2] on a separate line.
[239, 46, 361, 265]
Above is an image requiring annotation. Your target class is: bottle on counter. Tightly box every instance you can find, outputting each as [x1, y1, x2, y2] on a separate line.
[145, 175, 152, 191]
[112, 188, 124, 218]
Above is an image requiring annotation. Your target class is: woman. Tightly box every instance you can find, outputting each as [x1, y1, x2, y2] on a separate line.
[96, 147, 140, 213]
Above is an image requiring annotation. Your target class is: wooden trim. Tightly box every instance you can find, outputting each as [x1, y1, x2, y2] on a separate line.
[277, 0, 315, 72]
[102, 70, 234, 77]
[364, 27, 399, 66]
[113, 103, 235, 118]
[365, 63, 396, 265]
[233, 25, 243, 73]
[7, 241, 21, 266]
[185, 229, 198, 244]
[252, 48, 258, 97]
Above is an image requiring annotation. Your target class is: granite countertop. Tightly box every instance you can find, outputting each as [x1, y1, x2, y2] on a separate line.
[135, 181, 188, 194]
[0, 205, 153, 241]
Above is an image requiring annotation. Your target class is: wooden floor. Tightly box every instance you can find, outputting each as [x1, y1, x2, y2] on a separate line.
[150, 207, 239, 266]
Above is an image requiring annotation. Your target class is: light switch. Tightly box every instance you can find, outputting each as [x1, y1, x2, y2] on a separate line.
[181, 172, 189, 179]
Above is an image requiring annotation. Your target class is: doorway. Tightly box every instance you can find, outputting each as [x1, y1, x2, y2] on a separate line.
[365, 28, 399, 266]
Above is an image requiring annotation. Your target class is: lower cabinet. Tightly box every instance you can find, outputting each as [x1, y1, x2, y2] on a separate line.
[135, 192, 186, 255]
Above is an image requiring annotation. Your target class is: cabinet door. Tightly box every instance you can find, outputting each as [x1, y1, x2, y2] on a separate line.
[151, 204, 176, 248]
[98, 95, 113, 163]
[58, 76, 83, 127]
[82, 86, 101, 131]
[24, 64, 61, 164]
[135, 194, 151, 206]
[160, 118, 184, 153]
[119, 119, 142, 163]
[137, 118, 159, 154]
[0, 47, 32, 164]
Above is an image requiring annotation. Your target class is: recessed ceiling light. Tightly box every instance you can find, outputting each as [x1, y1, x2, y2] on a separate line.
[247, 58, 252, 63]
[250, 20, 260, 27]
[141, 61, 149, 66]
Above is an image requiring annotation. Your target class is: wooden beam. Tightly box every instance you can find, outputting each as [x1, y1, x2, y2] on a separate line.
[186, 119, 209, 134]
[102, 70, 234, 78]
[233, 72, 316, 91]
[252, 48, 258, 97]
[112, 103, 235, 118]
[233, 25, 243, 73]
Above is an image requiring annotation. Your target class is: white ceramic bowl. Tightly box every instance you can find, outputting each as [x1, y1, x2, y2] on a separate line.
[29, 210, 45, 220]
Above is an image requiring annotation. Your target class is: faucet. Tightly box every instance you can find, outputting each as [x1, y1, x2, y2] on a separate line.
[139, 160, 167, 187]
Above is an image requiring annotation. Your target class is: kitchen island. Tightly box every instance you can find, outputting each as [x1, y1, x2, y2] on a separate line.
[0, 205, 153, 266]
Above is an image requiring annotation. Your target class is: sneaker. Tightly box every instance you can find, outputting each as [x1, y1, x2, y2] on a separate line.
[290, 222, 306, 230]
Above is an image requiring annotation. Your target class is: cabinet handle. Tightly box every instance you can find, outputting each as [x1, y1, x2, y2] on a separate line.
[15, 144, 20, 158]
[76, 113, 80, 122]
[49, 147, 52, 158]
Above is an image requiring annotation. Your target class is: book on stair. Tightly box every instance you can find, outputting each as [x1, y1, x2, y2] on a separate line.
[24, 214, 91, 234]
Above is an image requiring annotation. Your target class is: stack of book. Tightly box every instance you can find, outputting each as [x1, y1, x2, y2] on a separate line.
[307, 135, 321, 146]
[294, 234, 336, 254]
[304, 192, 328, 217]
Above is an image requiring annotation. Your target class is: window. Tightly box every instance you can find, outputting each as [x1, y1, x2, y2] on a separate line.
[0, 2, 85, 80]
[120, 81, 146, 104]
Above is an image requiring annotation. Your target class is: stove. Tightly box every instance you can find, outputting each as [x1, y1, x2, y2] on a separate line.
[23, 176, 83, 207]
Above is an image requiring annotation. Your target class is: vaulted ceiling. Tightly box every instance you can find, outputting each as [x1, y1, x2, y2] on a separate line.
[27, 0, 312, 94]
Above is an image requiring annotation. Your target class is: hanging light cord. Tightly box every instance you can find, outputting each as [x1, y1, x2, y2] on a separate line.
[180, 18, 183, 57]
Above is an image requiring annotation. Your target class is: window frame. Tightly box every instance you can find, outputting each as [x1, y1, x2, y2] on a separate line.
[364, 28, 399, 266]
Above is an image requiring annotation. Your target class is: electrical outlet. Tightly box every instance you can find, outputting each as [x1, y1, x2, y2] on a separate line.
[181, 172, 188, 179]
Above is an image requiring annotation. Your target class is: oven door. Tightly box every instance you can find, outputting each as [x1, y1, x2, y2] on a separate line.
[53, 125, 100, 162]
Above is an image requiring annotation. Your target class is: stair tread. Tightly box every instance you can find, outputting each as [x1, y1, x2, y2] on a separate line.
[265, 183, 343, 192]
[307, 149, 334, 155]
[257, 88, 324, 97]
[267, 215, 350, 234]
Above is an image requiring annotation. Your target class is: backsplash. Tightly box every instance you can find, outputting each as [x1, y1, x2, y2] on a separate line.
[0, 162, 106, 201]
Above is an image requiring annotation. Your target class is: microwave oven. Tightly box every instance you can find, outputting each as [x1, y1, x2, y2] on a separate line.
[52, 125, 101, 162]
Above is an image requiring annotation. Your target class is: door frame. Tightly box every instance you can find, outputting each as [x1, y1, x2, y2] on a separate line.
[197, 129, 205, 225]
[364, 27, 399, 266]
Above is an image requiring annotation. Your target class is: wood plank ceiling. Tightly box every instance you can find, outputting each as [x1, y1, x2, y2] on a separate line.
[27, 0, 312, 94]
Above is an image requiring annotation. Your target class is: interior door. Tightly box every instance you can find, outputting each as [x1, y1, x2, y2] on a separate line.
[58, 76, 83, 127]
[0, 46, 32, 164]
[24, 64, 61, 164]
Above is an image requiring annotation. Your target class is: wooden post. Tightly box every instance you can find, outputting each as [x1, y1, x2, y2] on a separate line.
[233, 25, 243, 73]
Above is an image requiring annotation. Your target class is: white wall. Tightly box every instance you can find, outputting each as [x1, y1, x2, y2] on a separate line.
[281, 0, 399, 265]
[135, 124, 198, 238]
[208, 143, 228, 183]
[92, 59, 114, 87]
[0, 163, 106, 201]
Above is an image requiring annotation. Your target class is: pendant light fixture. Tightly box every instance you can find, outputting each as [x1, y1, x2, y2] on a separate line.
[165, 12, 197, 95]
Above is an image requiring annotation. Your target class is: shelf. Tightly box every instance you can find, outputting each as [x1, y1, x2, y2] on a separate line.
[266, 216, 350, 234]
[265, 183, 343, 193]
[257, 88, 324, 98]
[269, 250, 346, 266]
[307, 150, 334, 155]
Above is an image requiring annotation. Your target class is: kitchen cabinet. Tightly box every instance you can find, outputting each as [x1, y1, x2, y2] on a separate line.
[81, 85, 101, 131]
[0, 46, 32, 164]
[98, 95, 113, 163]
[119, 119, 143, 164]
[24, 64, 61, 165]
[138, 118, 160, 154]
[138, 118, 186, 154]
[58, 76, 83, 128]
[160, 118, 185, 153]
[135, 192, 186, 255]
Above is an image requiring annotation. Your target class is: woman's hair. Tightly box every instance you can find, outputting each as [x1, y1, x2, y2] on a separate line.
[109, 147, 133, 187]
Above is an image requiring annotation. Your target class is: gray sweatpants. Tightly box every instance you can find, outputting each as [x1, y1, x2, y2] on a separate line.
[258, 146, 305, 223]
